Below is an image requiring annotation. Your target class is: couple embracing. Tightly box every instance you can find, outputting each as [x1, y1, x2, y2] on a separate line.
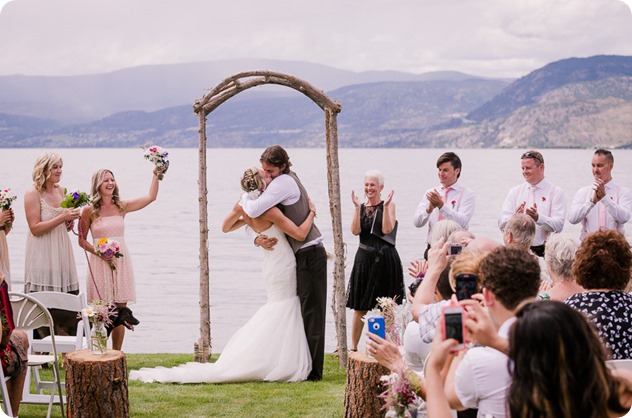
[130, 145, 327, 383]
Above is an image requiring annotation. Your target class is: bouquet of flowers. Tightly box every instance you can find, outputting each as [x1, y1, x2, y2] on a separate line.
[95, 237, 124, 270]
[60, 188, 91, 209]
[364, 296, 407, 345]
[0, 188, 17, 229]
[143, 145, 169, 180]
[380, 371, 422, 418]
[82, 300, 118, 354]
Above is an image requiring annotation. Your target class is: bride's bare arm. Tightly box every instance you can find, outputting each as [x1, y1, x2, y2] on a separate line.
[261, 201, 316, 241]
[222, 202, 248, 233]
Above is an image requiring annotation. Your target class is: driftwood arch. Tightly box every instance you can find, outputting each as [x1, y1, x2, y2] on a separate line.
[192, 71, 349, 367]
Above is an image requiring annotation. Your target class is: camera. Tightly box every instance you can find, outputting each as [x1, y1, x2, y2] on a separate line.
[442, 305, 465, 351]
[449, 243, 463, 256]
[456, 273, 477, 301]
[367, 316, 386, 339]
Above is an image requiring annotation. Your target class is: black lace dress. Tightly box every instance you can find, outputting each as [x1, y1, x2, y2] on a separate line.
[346, 202, 405, 310]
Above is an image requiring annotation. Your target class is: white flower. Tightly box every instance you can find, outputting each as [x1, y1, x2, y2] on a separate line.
[248, 190, 261, 200]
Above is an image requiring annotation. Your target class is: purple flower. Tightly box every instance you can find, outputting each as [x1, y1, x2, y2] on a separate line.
[104, 249, 114, 258]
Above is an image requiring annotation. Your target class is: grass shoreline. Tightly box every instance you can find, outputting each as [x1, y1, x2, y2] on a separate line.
[18, 353, 347, 418]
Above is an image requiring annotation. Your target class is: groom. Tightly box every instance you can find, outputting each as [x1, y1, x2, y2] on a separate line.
[240, 145, 327, 381]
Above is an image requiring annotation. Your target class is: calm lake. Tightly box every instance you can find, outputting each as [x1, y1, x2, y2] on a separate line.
[1, 148, 631, 354]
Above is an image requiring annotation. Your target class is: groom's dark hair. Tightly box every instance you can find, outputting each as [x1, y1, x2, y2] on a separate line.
[261, 145, 292, 174]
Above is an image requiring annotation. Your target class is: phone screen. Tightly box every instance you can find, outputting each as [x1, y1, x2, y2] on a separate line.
[456, 274, 477, 301]
[444, 312, 464, 343]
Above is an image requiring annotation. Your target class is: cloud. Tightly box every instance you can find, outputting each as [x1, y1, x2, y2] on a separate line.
[0, 0, 630, 77]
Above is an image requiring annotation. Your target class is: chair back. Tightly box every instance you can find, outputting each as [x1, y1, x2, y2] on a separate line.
[27, 292, 91, 340]
[10, 292, 56, 333]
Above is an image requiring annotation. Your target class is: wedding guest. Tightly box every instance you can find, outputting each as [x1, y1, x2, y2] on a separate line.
[502, 213, 549, 283]
[78, 166, 164, 351]
[565, 230, 632, 359]
[346, 170, 405, 352]
[568, 149, 632, 241]
[0, 207, 14, 289]
[0, 277, 28, 417]
[413, 152, 475, 260]
[24, 152, 81, 334]
[508, 301, 630, 418]
[538, 234, 583, 301]
[498, 150, 566, 257]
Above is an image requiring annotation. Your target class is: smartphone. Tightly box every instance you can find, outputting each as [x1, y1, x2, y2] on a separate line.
[442, 305, 465, 351]
[449, 243, 463, 256]
[456, 273, 477, 301]
[367, 316, 386, 340]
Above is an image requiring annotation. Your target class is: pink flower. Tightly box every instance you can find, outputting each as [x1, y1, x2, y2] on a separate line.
[541, 196, 546, 202]
[451, 200, 456, 208]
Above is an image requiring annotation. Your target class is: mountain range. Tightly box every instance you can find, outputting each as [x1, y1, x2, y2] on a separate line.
[0, 55, 630, 148]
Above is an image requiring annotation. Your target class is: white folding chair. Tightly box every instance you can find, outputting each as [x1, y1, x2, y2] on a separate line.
[10, 292, 65, 418]
[0, 365, 13, 417]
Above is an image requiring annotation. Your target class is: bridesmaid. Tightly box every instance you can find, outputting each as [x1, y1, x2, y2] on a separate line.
[78, 166, 164, 351]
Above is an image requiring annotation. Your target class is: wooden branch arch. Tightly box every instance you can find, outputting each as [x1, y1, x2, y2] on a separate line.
[192, 70, 350, 368]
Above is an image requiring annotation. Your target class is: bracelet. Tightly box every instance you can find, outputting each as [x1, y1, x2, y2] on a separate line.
[254, 235, 260, 247]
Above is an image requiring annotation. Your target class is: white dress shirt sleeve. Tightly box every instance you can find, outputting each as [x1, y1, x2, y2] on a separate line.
[239, 174, 299, 218]
[568, 186, 594, 225]
[498, 186, 520, 231]
[603, 186, 632, 224]
[413, 191, 432, 228]
[535, 185, 565, 233]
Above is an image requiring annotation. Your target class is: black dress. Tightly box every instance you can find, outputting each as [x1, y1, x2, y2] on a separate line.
[346, 202, 405, 310]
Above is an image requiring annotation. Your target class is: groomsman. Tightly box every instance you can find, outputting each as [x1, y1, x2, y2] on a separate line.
[568, 149, 632, 241]
[413, 152, 475, 259]
[498, 150, 565, 257]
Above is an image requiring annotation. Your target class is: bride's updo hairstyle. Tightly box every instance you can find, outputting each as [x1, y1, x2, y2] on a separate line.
[241, 167, 265, 192]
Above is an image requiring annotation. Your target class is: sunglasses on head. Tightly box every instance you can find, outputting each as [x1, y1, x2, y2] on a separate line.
[521, 152, 543, 164]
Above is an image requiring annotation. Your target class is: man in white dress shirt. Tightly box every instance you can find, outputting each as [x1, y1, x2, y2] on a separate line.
[498, 150, 565, 257]
[413, 152, 475, 259]
[568, 149, 632, 241]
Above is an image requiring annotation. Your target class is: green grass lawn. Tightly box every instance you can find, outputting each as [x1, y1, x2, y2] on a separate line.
[17, 353, 347, 418]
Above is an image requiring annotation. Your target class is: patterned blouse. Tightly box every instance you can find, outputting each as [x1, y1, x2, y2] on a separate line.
[564, 290, 632, 360]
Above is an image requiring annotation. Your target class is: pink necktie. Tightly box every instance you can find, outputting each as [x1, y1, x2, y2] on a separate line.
[526, 186, 536, 209]
[598, 202, 607, 231]
[438, 187, 451, 221]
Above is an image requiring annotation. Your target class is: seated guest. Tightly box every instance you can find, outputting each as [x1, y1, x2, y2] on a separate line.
[565, 230, 632, 359]
[0, 273, 28, 416]
[502, 213, 550, 283]
[539, 233, 583, 301]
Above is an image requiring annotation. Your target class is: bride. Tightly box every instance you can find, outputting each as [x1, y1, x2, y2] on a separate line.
[129, 167, 315, 383]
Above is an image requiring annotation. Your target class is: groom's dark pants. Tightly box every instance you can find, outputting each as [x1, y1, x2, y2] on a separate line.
[296, 243, 328, 381]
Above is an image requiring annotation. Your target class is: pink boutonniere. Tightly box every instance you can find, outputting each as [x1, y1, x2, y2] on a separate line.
[541, 197, 546, 202]
[451, 200, 456, 208]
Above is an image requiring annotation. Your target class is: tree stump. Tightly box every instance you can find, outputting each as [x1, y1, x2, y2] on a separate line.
[64, 349, 129, 418]
[344, 351, 389, 418]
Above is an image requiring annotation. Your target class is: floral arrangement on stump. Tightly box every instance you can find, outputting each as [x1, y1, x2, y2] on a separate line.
[83, 301, 117, 355]
[364, 296, 408, 345]
[380, 371, 422, 418]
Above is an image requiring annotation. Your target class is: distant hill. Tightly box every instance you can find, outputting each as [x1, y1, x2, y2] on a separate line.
[0, 55, 630, 148]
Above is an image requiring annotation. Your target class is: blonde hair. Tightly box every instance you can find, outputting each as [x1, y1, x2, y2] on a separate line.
[449, 250, 484, 291]
[32, 152, 63, 192]
[240, 167, 265, 192]
[90, 169, 124, 218]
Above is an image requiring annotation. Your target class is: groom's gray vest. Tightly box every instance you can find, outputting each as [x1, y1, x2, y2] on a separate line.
[280, 171, 322, 254]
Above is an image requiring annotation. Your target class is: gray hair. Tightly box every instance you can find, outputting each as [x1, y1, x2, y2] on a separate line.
[365, 169, 384, 186]
[505, 214, 535, 247]
[544, 234, 580, 280]
[431, 219, 462, 245]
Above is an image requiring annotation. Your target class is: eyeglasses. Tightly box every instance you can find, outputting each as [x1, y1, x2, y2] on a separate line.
[521, 152, 543, 164]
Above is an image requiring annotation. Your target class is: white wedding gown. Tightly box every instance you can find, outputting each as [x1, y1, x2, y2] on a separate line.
[129, 225, 312, 383]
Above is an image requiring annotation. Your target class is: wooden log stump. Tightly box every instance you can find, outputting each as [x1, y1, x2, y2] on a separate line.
[64, 349, 129, 418]
[344, 351, 389, 418]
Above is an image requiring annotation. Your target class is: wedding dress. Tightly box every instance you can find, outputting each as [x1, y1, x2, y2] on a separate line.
[129, 225, 312, 383]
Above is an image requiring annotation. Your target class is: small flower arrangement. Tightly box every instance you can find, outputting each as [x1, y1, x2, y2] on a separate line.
[83, 300, 117, 327]
[143, 144, 169, 180]
[364, 296, 407, 346]
[380, 371, 421, 417]
[60, 188, 92, 209]
[0, 188, 17, 229]
[451, 199, 456, 209]
[247, 189, 261, 200]
[95, 237, 124, 270]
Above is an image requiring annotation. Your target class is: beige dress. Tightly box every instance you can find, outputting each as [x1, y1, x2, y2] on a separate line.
[24, 197, 80, 293]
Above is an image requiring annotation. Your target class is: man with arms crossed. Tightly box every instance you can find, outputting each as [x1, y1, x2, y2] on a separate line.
[240, 145, 327, 381]
[568, 148, 632, 241]
[413, 152, 475, 259]
[498, 150, 565, 257]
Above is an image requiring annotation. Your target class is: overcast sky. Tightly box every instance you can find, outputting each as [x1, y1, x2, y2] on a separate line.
[0, 0, 631, 78]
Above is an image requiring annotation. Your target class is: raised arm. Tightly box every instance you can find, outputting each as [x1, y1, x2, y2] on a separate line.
[351, 191, 361, 235]
[382, 190, 396, 234]
[122, 171, 160, 214]
[222, 202, 249, 233]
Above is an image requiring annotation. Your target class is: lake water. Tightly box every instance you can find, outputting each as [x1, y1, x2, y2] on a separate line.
[1, 148, 631, 354]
